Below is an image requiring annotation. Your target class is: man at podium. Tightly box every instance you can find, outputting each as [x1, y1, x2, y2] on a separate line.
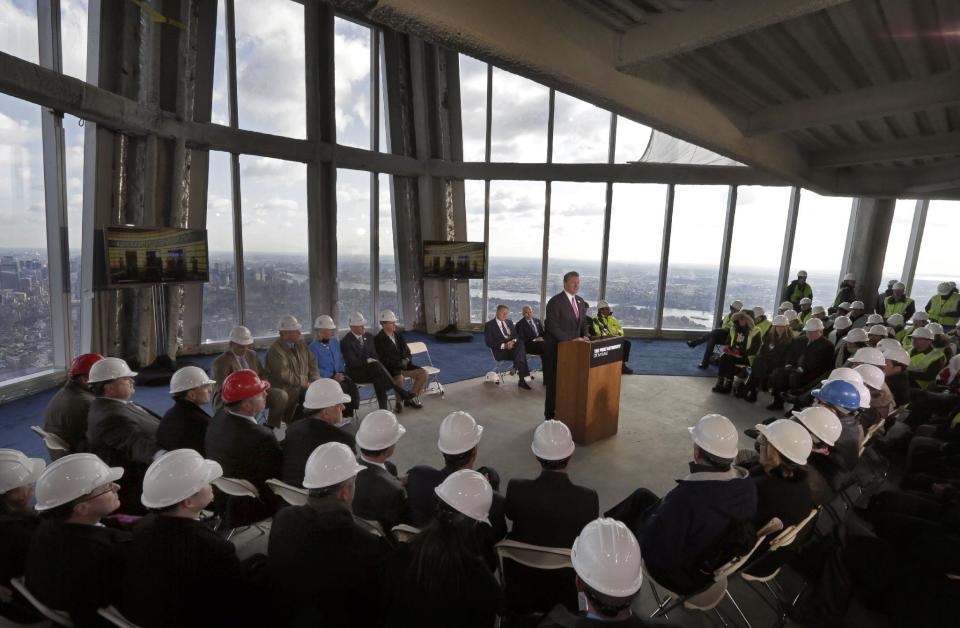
[543, 271, 591, 420]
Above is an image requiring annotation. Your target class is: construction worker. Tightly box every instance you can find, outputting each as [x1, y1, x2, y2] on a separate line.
[790, 406, 844, 506]
[353, 410, 408, 534]
[374, 309, 427, 411]
[42, 353, 103, 455]
[853, 363, 894, 430]
[713, 311, 761, 394]
[783, 270, 813, 311]
[309, 314, 359, 418]
[907, 327, 947, 391]
[810, 378, 863, 472]
[835, 328, 869, 369]
[882, 282, 915, 321]
[157, 366, 216, 455]
[268, 442, 389, 627]
[748, 420, 815, 529]
[798, 297, 814, 324]
[767, 318, 834, 410]
[778, 301, 794, 316]
[848, 300, 867, 328]
[266, 314, 321, 424]
[0, 449, 45, 595]
[886, 313, 906, 341]
[828, 314, 852, 345]
[830, 273, 857, 314]
[812, 305, 828, 323]
[928, 322, 956, 360]
[538, 518, 646, 627]
[901, 311, 929, 349]
[25, 454, 129, 627]
[592, 300, 634, 374]
[753, 306, 772, 340]
[881, 344, 912, 407]
[926, 281, 960, 330]
[784, 309, 802, 335]
[212, 325, 288, 428]
[687, 300, 742, 370]
[741, 315, 793, 403]
[867, 324, 890, 347]
[281, 378, 356, 488]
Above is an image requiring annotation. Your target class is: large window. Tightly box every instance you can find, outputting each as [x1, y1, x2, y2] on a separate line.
[662, 185, 729, 330]
[210, 0, 230, 127]
[881, 199, 916, 285]
[790, 191, 852, 307]
[913, 200, 960, 311]
[337, 168, 372, 325]
[464, 180, 486, 322]
[551, 93, 609, 163]
[202, 152, 238, 343]
[1, 1, 38, 65]
[61, 0, 87, 81]
[239, 156, 309, 336]
[487, 181, 544, 320]
[459, 55, 488, 162]
[489, 67, 549, 162]
[546, 182, 605, 306]
[334, 17, 371, 150]
[614, 116, 653, 163]
[725, 186, 791, 313]
[378, 174, 400, 319]
[606, 183, 668, 328]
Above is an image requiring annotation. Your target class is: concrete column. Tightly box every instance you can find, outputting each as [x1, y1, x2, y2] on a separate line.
[844, 197, 896, 313]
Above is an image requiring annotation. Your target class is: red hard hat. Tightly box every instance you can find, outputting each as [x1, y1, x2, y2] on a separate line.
[221, 369, 270, 404]
[69, 353, 104, 377]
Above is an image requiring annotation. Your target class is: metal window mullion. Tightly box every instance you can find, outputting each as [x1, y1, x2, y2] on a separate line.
[481, 63, 492, 321]
[902, 199, 928, 294]
[599, 112, 616, 301]
[540, 88, 555, 315]
[713, 185, 737, 328]
[369, 28, 380, 319]
[776, 186, 800, 309]
[654, 184, 674, 334]
[225, 0, 245, 325]
[838, 197, 858, 284]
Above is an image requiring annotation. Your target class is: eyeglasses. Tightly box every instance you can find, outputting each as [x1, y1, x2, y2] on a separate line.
[76, 482, 120, 504]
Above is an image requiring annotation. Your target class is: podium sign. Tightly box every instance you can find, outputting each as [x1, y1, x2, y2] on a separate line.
[556, 337, 623, 445]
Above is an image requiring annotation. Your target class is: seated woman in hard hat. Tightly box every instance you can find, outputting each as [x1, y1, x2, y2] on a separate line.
[686, 299, 743, 370]
[0, 448, 45, 615]
[711, 311, 760, 395]
[281, 378, 356, 488]
[25, 454, 130, 627]
[744, 420, 815, 530]
[42, 353, 103, 455]
[309, 314, 359, 418]
[156, 366, 216, 455]
[381, 469, 502, 628]
[740, 315, 793, 404]
[122, 450, 258, 628]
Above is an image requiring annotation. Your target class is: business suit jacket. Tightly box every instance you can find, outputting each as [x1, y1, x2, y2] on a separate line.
[0, 510, 39, 584]
[211, 348, 268, 409]
[156, 399, 211, 455]
[281, 418, 357, 487]
[515, 317, 545, 343]
[43, 379, 94, 454]
[485, 318, 520, 360]
[374, 329, 416, 377]
[353, 462, 408, 533]
[406, 464, 508, 542]
[545, 292, 591, 343]
[341, 331, 379, 371]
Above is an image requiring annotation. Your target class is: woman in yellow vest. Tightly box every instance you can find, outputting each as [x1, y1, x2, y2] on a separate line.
[900, 311, 929, 349]
[926, 282, 960, 331]
[712, 311, 761, 394]
[739, 315, 794, 403]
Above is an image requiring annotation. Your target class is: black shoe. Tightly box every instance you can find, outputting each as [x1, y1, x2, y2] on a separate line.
[621, 365, 634, 374]
[396, 388, 415, 401]
[518, 379, 532, 390]
[744, 428, 760, 440]
[765, 400, 784, 411]
[744, 389, 758, 403]
[711, 380, 729, 393]
[697, 362, 709, 370]
[404, 399, 423, 409]
[686, 339, 698, 348]
[394, 400, 403, 414]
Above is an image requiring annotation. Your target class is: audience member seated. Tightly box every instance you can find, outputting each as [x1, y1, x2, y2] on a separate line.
[827, 314, 851, 345]
[768, 318, 834, 410]
[752, 306, 772, 339]
[26, 454, 130, 627]
[834, 327, 868, 368]
[904, 356, 960, 429]
[308, 315, 359, 417]
[829, 274, 857, 314]
[853, 363, 893, 430]
[266, 315, 320, 424]
[712, 311, 760, 395]
[847, 300, 867, 329]
[907, 327, 947, 391]
[123, 450, 255, 628]
[810, 378, 864, 473]
[0, 450, 44, 597]
[605, 414, 757, 595]
[485, 304, 533, 390]
[798, 298, 814, 324]
[268, 443, 389, 628]
[867, 324, 889, 347]
[86, 357, 160, 515]
[687, 300, 741, 369]
[503, 421, 599, 616]
[156, 366, 216, 455]
[204, 370, 280, 524]
[930, 323, 957, 360]
[591, 301, 634, 374]
[516, 304, 546, 356]
[926, 282, 960, 330]
[886, 313, 906, 342]
[212, 325, 288, 428]
[783, 270, 813, 311]
[42, 353, 103, 455]
[901, 311, 929, 349]
[740, 315, 793, 403]
[882, 282, 915, 321]
[353, 410, 408, 534]
[790, 407, 844, 506]
[382, 470, 503, 628]
[374, 309, 426, 413]
[747, 420, 815, 528]
[881, 344, 912, 407]
[341, 311, 415, 410]
[281, 379, 355, 488]
[406, 411, 507, 541]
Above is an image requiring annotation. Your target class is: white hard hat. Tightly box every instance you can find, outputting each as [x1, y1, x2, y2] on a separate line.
[0, 449, 46, 493]
[484, 371, 501, 384]
[802, 318, 824, 332]
[853, 364, 885, 391]
[868, 325, 889, 337]
[850, 347, 886, 367]
[838, 302, 851, 311]
[571, 518, 643, 598]
[169, 366, 216, 394]
[229, 325, 254, 345]
[867, 314, 885, 326]
[34, 453, 123, 511]
[278, 314, 302, 331]
[596, 300, 610, 309]
[438, 411, 484, 455]
[884, 346, 911, 366]
[379, 309, 398, 323]
[772, 314, 789, 327]
[938, 282, 952, 296]
[800, 297, 812, 306]
[434, 469, 492, 525]
[356, 410, 406, 451]
[532, 420, 575, 461]
[302, 442, 366, 489]
[812, 305, 826, 315]
[927, 322, 945, 336]
[913, 311, 929, 322]
[756, 420, 813, 466]
[87, 357, 138, 384]
[303, 378, 352, 410]
[798, 270, 808, 278]
[877, 338, 902, 353]
[843, 273, 856, 282]
[822, 367, 864, 387]
[844, 328, 869, 343]
[785, 309, 798, 322]
[141, 449, 223, 509]
[730, 300, 743, 310]
[348, 312, 366, 326]
[853, 381, 871, 409]
[791, 407, 842, 447]
[779, 301, 793, 311]
[688, 414, 738, 459]
[850, 301, 865, 310]
[893, 282, 905, 291]
[313, 315, 336, 330]
[833, 315, 852, 331]
[752, 306, 765, 318]
[886, 313, 904, 326]
[910, 327, 934, 340]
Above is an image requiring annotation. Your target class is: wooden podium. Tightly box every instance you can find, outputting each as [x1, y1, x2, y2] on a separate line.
[555, 337, 624, 445]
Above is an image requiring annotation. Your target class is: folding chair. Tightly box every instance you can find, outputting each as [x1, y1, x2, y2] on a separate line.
[98, 606, 141, 628]
[357, 517, 386, 537]
[391, 524, 421, 543]
[30, 425, 70, 459]
[10, 577, 74, 627]
[211, 477, 270, 541]
[265, 479, 308, 506]
[407, 341, 445, 399]
[495, 539, 572, 576]
[489, 350, 517, 385]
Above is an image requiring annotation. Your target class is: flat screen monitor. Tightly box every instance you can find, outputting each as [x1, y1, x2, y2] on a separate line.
[102, 226, 209, 288]
[422, 240, 485, 279]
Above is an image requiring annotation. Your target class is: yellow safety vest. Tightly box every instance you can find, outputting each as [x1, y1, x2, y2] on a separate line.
[799, 310, 813, 324]
[756, 318, 772, 340]
[592, 314, 624, 337]
[900, 327, 918, 349]
[727, 326, 762, 365]
[883, 296, 914, 318]
[908, 348, 946, 390]
[928, 293, 960, 327]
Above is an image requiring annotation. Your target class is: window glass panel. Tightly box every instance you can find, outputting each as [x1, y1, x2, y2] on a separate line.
[552, 92, 609, 163]
[61, 0, 87, 81]
[378, 174, 400, 321]
[487, 181, 544, 320]
[489, 67, 549, 162]
[465, 180, 486, 323]
[202, 152, 237, 343]
[459, 54, 487, 162]
[63, 115, 84, 357]
[913, 200, 960, 312]
[0, 93, 53, 381]
[210, 0, 230, 126]
[881, 199, 916, 284]
[725, 186, 791, 313]
[239, 156, 309, 336]
[546, 182, 605, 307]
[378, 36, 389, 152]
[790, 191, 852, 307]
[662, 185, 728, 330]
[0, 0, 38, 64]
[334, 17, 371, 150]
[614, 116, 652, 163]
[337, 168, 371, 326]
[234, 0, 305, 138]
[606, 183, 668, 328]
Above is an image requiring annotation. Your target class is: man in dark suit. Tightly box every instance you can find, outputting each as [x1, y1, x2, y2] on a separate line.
[156, 366, 216, 455]
[374, 309, 425, 413]
[353, 409, 408, 534]
[341, 311, 415, 410]
[484, 304, 533, 390]
[504, 420, 600, 615]
[768, 318, 836, 410]
[204, 370, 281, 525]
[42, 352, 102, 455]
[515, 304, 546, 356]
[281, 379, 356, 487]
[544, 271, 592, 419]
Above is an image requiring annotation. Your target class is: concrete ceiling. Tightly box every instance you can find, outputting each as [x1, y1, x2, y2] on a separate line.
[329, 0, 960, 199]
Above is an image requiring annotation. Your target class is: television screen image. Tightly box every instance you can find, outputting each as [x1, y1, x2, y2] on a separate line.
[422, 241, 485, 279]
[104, 227, 209, 287]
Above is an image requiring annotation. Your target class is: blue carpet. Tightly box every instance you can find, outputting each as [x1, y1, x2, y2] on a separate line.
[0, 334, 710, 461]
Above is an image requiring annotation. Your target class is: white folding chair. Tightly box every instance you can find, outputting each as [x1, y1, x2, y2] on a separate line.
[357, 517, 385, 537]
[265, 479, 308, 506]
[407, 341, 444, 399]
[97, 605, 141, 628]
[391, 523, 421, 543]
[495, 539, 573, 597]
[30, 425, 70, 458]
[489, 350, 516, 385]
[10, 577, 74, 627]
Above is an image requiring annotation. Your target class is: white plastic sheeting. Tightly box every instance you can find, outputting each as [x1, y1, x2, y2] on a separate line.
[637, 129, 746, 166]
